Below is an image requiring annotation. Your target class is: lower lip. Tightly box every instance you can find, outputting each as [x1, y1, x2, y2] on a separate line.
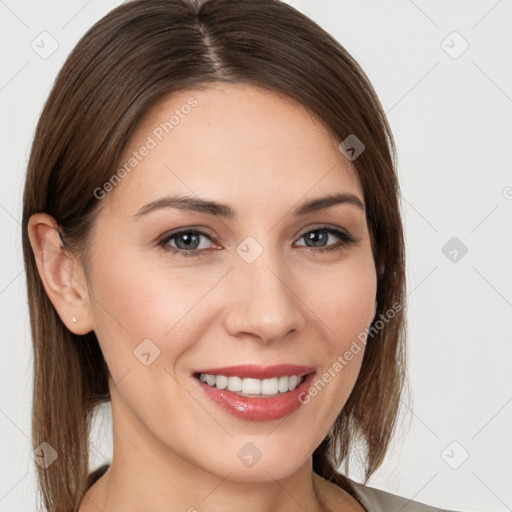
[195, 373, 316, 421]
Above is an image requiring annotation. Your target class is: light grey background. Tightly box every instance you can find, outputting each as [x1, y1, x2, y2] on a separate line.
[1, 1, 511, 511]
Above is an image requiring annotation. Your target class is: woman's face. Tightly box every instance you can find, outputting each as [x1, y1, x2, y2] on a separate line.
[84, 83, 377, 481]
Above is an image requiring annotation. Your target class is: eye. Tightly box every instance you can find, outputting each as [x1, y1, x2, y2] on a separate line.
[295, 226, 357, 253]
[158, 229, 216, 258]
[158, 225, 358, 258]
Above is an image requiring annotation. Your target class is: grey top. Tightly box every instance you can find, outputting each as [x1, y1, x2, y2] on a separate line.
[347, 478, 459, 512]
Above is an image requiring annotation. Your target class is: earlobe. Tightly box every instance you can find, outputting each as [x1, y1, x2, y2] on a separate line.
[27, 213, 94, 335]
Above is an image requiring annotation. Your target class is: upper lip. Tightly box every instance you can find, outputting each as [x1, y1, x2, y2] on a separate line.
[193, 364, 315, 379]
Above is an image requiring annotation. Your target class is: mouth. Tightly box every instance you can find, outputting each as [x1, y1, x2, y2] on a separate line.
[192, 364, 316, 421]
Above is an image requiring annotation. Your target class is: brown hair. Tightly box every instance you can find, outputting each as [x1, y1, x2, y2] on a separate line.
[21, 0, 407, 510]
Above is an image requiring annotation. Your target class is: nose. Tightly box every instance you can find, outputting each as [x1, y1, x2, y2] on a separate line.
[222, 249, 306, 344]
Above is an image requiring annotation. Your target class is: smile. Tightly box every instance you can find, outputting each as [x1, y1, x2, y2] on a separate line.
[192, 364, 316, 421]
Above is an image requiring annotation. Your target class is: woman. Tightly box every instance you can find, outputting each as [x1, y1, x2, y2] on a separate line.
[22, 0, 459, 510]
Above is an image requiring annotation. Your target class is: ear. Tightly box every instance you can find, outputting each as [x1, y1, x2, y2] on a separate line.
[27, 213, 94, 335]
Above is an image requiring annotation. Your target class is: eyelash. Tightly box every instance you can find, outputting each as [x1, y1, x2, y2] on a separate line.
[157, 226, 358, 259]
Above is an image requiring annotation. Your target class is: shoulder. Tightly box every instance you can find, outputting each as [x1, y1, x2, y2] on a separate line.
[346, 477, 460, 512]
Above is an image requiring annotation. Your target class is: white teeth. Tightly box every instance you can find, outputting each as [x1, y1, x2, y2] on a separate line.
[215, 375, 228, 390]
[242, 378, 261, 395]
[288, 375, 300, 391]
[227, 376, 242, 392]
[278, 376, 289, 393]
[261, 377, 279, 395]
[198, 373, 304, 395]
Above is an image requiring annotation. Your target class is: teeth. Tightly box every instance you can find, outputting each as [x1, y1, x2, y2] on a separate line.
[198, 373, 304, 395]
[228, 376, 242, 392]
[215, 375, 228, 390]
[278, 376, 289, 393]
[242, 378, 261, 395]
[261, 377, 279, 395]
[288, 375, 300, 390]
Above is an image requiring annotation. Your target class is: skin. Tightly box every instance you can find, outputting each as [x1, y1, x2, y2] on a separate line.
[28, 83, 376, 512]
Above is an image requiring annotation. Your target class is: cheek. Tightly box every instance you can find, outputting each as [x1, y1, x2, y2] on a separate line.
[311, 257, 377, 348]
[87, 250, 226, 374]
[302, 256, 376, 405]
[86, 254, 208, 430]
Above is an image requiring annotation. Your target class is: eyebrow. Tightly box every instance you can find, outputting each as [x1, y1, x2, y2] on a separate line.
[132, 192, 365, 220]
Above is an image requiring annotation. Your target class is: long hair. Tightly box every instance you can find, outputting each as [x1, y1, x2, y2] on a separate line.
[21, 1, 407, 510]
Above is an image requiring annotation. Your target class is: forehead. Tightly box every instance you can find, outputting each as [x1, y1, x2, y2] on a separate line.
[102, 83, 363, 217]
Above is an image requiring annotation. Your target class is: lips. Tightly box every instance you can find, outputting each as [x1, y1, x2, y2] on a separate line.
[192, 364, 317, 421]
